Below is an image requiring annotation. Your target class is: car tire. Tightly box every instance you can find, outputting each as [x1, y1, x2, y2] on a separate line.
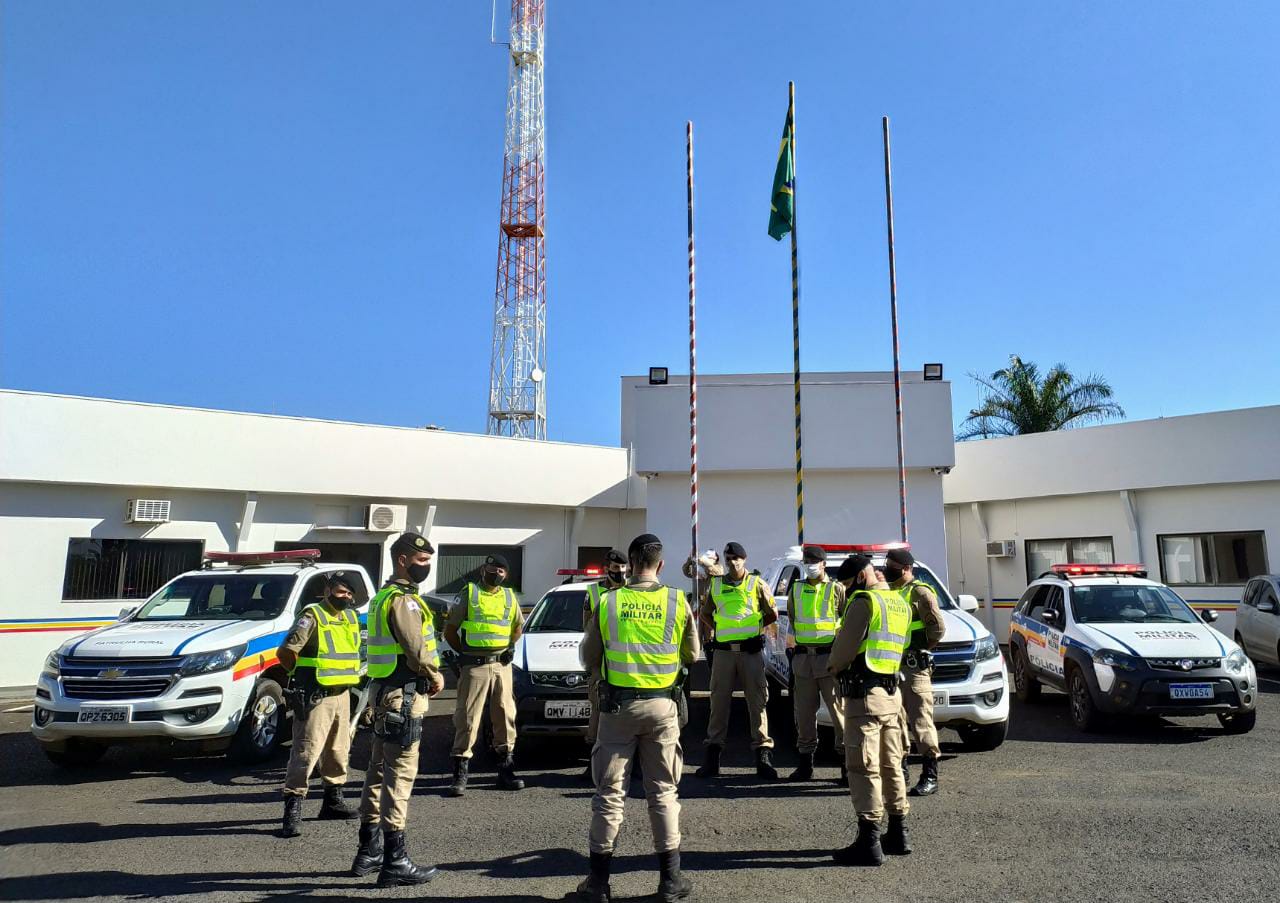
[1011, 645, 1041, 703]
[43, 739, 108, 768]
[1067, 665, 1104, 733]
[958, 719, 1008, 752]
[230, 678, 285, 763]
[1218, 710, 1257, 735]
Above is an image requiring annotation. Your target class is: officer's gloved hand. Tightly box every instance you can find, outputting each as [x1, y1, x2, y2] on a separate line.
[499, 648, 515, 665]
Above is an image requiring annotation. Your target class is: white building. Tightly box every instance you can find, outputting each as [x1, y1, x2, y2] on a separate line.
[943, 406, 1280, 639]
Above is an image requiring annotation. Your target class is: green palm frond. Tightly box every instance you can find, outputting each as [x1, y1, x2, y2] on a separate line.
[957, 355, 1124, 440]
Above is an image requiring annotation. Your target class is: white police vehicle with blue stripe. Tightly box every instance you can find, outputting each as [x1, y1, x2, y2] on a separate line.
[32, 550, 374, 767]
[1009, 563, 1257, 733]
[763, 543, 1011, 752]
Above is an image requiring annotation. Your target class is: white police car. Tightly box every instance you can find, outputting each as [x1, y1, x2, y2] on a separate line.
[1009, 563, 1257, 733]
[762, 543, 1010, 752]
[32, 550, 374, 767]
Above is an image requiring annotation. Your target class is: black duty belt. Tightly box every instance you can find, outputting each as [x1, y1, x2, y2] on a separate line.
[458, 653, 503, 667]
[795, 644, 834, 656]
[613, 687, 676, 702]
[707, 637, 764, 653]
[903, 650, 934, 672]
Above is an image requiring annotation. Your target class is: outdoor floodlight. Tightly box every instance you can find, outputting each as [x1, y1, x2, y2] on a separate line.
[923, 363, 944, 381]
[649, 367, 669, 386]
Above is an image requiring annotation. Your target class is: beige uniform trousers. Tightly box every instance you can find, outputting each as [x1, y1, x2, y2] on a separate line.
[590, 696, 683, 854]
[791, 650, 845, 755]
[902, 663, 941, 759]
[706, 649, 773, 750]
[359, 684, 429, 831]
[283, 690, 351, 797]
[586, 678, 600, 745]
[845, 708, 910, 821]
[451, 661, 518, 758]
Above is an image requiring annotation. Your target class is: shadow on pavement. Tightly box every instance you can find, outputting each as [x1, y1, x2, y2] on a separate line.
[0, 818, 278, 848]
[1007, 695, 1223, 745]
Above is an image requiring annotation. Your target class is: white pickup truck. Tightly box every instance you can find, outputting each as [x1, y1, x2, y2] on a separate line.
[760, 543, 1011, 752]
[32, 550, 374, 767]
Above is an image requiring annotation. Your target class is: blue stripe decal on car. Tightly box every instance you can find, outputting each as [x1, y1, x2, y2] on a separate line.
[174, 621, 242, 655]
[68, 624, 116, 656]
[1085, 626, 1140, 657]
[244, 630, 290, 656]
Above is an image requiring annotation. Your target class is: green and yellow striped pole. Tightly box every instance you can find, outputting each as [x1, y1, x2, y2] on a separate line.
[788, 82, 805, 546]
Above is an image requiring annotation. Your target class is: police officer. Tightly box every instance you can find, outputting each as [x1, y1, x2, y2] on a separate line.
[688, 541, 778, 779]
[351, 532, 445, 887]
[827, 553, 913, 866]
[786, 545, 848, 783]
[276, 570, 364, 837]
[580, 550, 628, 781]
[576, 533, 699, 903]
[444, 553, 525, 796]
[884, 547, 946, 796]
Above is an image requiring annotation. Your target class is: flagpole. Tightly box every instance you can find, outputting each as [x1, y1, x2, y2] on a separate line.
[686, 121, 700, 605]
[789, 81, 805, 547]
[882, 116, 908, 544]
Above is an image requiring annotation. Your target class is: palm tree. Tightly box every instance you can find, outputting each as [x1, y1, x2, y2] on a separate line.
[957, 355, 1124, 440]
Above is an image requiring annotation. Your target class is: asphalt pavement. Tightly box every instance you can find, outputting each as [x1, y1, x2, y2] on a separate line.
[3, 677, 1280, 903]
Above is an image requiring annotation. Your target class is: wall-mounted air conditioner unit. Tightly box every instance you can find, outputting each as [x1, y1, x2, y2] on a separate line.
[985, 540, 1016, 558]
[366, 503, 408, 532]
[126, 498, 171, 524]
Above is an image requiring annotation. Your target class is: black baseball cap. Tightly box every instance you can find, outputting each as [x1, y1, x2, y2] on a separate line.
[485, 553, 510, 570]
[724, 541, 746, 558]
[836, 554, 872, 582]
[605, 549, 627, 566]
[628, 533, 663, 557]
[391, 532, 434, 558]
[885, 548, 915, 568]
[327, 570, 368, 604]
[801, 545, 825, 563]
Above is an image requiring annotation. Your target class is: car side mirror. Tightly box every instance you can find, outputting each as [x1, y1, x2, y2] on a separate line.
[1258, 599, 1277, 614]
[117, 606, 137, 621]
[1200, 608, 1219, 623]
[957, 594, 980, 613]
[1042, 609, 1059, 625]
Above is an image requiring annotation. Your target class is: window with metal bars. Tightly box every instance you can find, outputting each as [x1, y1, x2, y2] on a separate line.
[435, 544, 524, 596]
[62, 539, 204, 601]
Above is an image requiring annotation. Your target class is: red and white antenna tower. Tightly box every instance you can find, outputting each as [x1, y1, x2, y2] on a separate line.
[487, 0, 547, 440]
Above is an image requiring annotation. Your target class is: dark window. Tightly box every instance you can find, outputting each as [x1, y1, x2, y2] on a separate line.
[62, 539, 204, 601]
[295, 574, 331, 614]
[1241, 580, 1262, 608]
[577, 546, 611, 572]
[1158, 532, 1268, 586]
[134, 573, 295, 621]
[275, 541, 382, 586]
[1015, 585, 1043, 615]
[1025, 537, 1115, 581]
[436, 545, 524, 596]
[525, 590, 589, 633]
[773, 565, 800, 600]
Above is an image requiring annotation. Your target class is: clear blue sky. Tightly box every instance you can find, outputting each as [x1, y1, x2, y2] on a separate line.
[3, 1, 1277, 447]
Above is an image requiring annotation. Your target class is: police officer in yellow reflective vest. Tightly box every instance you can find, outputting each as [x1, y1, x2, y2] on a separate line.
[444, 552, 525, 795]
[352, 532, 445, 887]
[580, 549, 628, 781]
[828, 553, 914, 866]
[688, 540, 778, 779]
[786, 545, 848, 783]
[576, 533, 699, 903]
[276, 570, 364, 838]
[884, 547, 947, 796]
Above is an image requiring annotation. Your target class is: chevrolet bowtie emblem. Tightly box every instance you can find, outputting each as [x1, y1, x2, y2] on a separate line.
[98, 668, 126, 679]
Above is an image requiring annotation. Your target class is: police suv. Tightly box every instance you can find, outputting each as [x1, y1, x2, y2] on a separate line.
[32, 550, 374, 767]
[762, 543, 1011, 752]
[1009, 563, 1257, 733]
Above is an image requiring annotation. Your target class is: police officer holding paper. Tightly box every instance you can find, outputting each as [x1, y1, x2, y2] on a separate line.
[828, 553, 914, 866]
[786, 545, 848, 783]
[351, 532, 445, 887]
[576, 533, 699, 903]
[276, 570, 364, 837]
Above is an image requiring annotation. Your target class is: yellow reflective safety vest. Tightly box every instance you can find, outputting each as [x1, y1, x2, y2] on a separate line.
[791, 580, 839, 646]
[854, 588, 911, 675]
[899, 579, 930, 650]
[460, 583, 518, 650]
[366, 584, 439, 679]
[600, 584, 687, 690]
[709, 575, 764, 642]
[294, 603, 361, 686]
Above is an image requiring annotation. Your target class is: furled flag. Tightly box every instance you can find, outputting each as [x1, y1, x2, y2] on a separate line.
[768, 100, 795, 240]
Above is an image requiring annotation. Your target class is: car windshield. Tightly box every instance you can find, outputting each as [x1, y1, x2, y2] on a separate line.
[525, 590, 588, 633]
[134, 574, 295, 621]
[1070, 583, 1199, 624]
[906, 564, 955, 611]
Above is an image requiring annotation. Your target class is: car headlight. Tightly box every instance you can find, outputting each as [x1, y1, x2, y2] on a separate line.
[42, 652, 61, 679]
[1092, 648, 1141, 671]
[179, 644, 247, 677]
[1226, 649, 1249, 673]
[974, 635, 999, 662]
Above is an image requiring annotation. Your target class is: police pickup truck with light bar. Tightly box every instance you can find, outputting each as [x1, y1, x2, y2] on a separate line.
[1009, 563, 1256, 733]
[763, 543, 1011, 752]
[32, 550, 374, 767]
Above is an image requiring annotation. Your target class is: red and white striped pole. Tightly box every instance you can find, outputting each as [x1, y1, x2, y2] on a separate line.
[686, 121, 700, 600]
[882, 116, 908, 543]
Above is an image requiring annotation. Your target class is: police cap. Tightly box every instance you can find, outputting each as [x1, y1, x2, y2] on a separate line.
[628, 533, 663, 558]
[327, 569, 368, 604]
[836, 553, 872, 582]
[885, 547, 915, 568]
[605, 549, 627, 566]
[391, 532, 434, 558]
[723, 541, 747, 559]
[485, 553, 510, 570]
[801, 544, 825, 563]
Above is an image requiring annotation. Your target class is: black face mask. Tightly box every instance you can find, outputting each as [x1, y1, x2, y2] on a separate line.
[329, 594, 353, 611]
[608, 569, 626, 585]
[482, 569, 503, 588]
[882, 565, 905, 584]
[406, 562, 432, 584]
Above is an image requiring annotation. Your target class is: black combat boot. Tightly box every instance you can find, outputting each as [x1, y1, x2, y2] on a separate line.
[376, 829, 438, 887]
[496, 755, 525, 791]
[448, 756, 469, 798]
[350, 821, 384, 877]
[695, 744, 721, 778]
[318, 785, 356, 820]
[575, 850, 612, 903]
[279, 797, 303, 838]
[909, 756, 939, 797]
[833, 818, 884, 867]
[755, 746, 778, 780]
[881, 812, 913, 856]
[787, 750, 814, 782]
[657, 848, 693, 902]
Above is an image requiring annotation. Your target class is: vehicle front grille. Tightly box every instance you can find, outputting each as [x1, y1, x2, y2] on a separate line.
[60, 656, 183, 678]
[1146, 657, 1221, 671]
[531, 671, 590, 689]
[935, 641, 976, 654]
[62, 677, 172, 700]
[932, 662, 972, 684]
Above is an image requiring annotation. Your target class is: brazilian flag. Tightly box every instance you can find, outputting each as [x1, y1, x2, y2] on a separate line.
[768, 102, 795, 241]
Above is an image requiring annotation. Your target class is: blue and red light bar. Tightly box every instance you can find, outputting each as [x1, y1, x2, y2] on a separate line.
[1050, 563, 1148, 578]
[205, 549, 321, 565]
[814, 542, 910, 553]
[556, 567, 604, 577]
